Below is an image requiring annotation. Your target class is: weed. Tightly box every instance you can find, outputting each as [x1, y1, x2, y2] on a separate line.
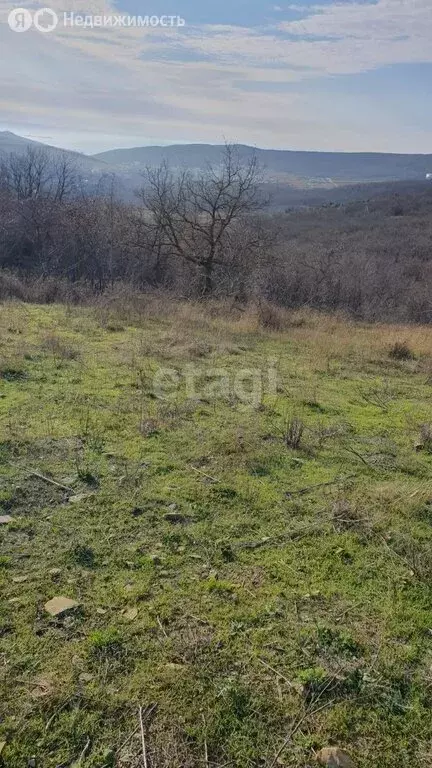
[284, 414, 304, 449]
[87, 628, 124, 659]
[41, 333, 79, 361]
[0, 366, 26, 381]
[416, 423, 432, 453]
[257, 301, 285, 330]
[69, 544, 96, 568]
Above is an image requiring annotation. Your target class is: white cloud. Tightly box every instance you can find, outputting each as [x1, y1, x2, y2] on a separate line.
[0, 0, 431, 151]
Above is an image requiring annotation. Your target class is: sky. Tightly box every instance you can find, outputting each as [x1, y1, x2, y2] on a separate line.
[0, 0, 432, 154]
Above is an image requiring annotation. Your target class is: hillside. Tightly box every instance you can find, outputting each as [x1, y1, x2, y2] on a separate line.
[93, 143, 432, 184]
[0, 131, 106, 174]
[2, 132, 432, 193]
[1, 300, 432, 767]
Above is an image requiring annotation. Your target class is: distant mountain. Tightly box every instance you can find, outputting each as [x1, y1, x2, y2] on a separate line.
[0, 131, 105, 173]
[2, 132, 432, 196]
[92, 143, 432, 185]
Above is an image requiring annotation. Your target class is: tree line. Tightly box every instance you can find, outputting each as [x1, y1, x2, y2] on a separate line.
[1, 144, 432, 322]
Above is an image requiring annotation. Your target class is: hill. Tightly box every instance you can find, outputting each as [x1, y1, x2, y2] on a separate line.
[0, 131, 106, 174]
[93, 142, 432, 185]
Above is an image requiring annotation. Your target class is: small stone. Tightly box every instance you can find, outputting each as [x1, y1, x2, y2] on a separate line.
[79, 672, 94, 684]
[96, 607, 107, 615]
[12, 575, 28, 583]
[8, 597, 20, 604]
[0, 515, 13, 524]
[0, 741, 6, 754]
[316, 747, 356, 767]
[44, 596, 80, 617]
[123, 607, 138, 621]
[68, 493, 89, 503]
[49, 568, 62, 576]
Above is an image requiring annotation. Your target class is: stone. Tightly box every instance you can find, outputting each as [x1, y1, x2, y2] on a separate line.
[0, 741, 6, 755]
[49, 568, 62, 576]
[123, 607, 138, 621]
[12, 575, 28, 583]
[44, 596, 80, 617]
[316, 747, 356, 767]
[0, 515, 13, 524]
[96, 607, 107, 615]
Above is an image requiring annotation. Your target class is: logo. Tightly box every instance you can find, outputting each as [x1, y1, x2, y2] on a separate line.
[8, 6, 58, 32]
[34, 7, 58, 32]
[8, 7, 32, 31]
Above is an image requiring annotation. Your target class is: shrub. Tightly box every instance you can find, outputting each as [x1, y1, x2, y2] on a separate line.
[41, 333, 79, 361]
[0, 366, 26, 381]
[389, 341, 415, 361]
[416, 424, 432, 453]
[70, 544, 95, 568]
[284, 415, 304, 449]
[257, 301, 285, 330]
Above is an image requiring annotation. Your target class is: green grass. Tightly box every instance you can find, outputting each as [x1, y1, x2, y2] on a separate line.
[0, 301, 432, 767]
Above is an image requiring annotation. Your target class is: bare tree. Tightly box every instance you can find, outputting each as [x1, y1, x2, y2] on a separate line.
[137, 144, 263, 294]
[1, 147, 77, 201]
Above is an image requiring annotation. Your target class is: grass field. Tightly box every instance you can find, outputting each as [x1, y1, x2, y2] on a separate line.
[1, 298, 432, 767]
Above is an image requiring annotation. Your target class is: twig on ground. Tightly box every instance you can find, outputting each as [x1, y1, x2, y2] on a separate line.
[45, 696, 74, 732]
[257, 658, 302, 694]
[29, 470, 74, 494]
[285, 474, 356, 498]
[269, 666, 344, 767]
[156, 615, 169, 638]
[75, 736, 91, 766]
[344, 446, 372, 467]
[188, 465, 220, 483]
[116, 725, 140, 754]
[139, 705, 148, 768]
[202, 714, 209, 768]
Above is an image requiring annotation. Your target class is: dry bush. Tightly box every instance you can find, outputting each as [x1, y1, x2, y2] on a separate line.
[41, 333, 79, 361]
[284, 415, 304, 449]
[257, 300, 286, 330]
[0, 270, 28, 301]
[389, 340, 416, 361]
[416, 424, 432, 453]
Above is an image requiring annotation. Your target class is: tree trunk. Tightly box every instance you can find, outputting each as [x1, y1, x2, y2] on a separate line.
[202, 260, 213, 295]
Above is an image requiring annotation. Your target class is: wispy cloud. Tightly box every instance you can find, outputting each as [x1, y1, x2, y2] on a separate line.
[0, 0, 431, 152]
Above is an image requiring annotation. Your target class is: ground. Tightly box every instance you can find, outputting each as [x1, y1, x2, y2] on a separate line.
[0, 298, 431, 768]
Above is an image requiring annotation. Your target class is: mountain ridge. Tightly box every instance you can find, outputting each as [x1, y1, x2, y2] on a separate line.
[1, 131, 432, 188]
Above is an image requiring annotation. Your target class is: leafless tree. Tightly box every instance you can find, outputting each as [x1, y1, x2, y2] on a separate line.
[136, 144, 263, 294]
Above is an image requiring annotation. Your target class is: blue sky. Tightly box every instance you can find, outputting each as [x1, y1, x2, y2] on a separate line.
[1, 0, 431, 153]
